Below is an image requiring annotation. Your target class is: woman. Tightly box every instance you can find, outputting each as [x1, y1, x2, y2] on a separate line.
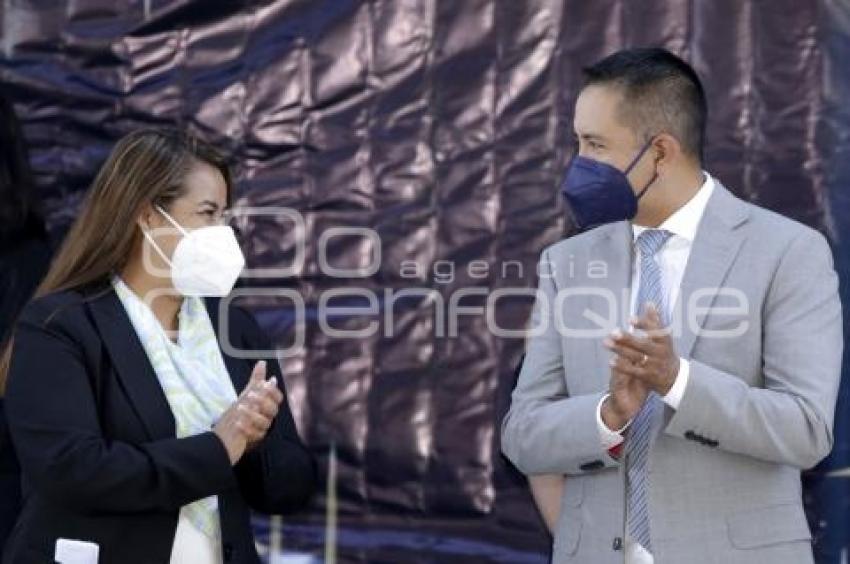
[0, 91, 53, 554]
[0, 128, 316, 564]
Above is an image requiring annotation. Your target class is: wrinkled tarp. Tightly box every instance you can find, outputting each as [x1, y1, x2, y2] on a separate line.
[2, 0, 849, 562]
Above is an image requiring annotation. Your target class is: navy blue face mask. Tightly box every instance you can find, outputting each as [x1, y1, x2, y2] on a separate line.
[559, 139, 658, 230]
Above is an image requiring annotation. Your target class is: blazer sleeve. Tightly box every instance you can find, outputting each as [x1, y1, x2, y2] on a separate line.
[4, 299, 237, 513]
[664, 228, 843, 469]
[501, 249, 619, 476]
[230, 307, 317, 514]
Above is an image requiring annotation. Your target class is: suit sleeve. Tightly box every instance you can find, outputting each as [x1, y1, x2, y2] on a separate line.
[664, 229, 843, 469]
[501, 249, 620, 475]
[231, 308, 317, 514]
[4, 302, 237, 513]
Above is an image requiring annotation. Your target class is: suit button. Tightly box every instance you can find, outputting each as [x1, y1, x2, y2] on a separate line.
[612, 536, 623, 550]
[223, 543, 234, 561]
[579, 460, 605, 471]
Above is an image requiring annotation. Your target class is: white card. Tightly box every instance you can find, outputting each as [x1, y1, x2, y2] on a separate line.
[55, 538, 99, 564]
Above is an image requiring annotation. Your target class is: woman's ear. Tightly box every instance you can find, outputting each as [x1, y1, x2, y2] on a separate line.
[137, 203, 157, 232]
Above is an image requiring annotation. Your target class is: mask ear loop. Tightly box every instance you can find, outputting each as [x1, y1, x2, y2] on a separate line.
[625, 137, 660, 200]
[155, 205, 189, 236]
[636, 169, 660, 200]
[139, 205, 187, 268]
[141, 226, 173, 268]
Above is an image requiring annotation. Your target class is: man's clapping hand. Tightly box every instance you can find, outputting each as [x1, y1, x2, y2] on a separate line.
[600, 303, 679, 431]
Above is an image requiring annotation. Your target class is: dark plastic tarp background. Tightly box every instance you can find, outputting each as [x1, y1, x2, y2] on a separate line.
[2, 1, 849, 562]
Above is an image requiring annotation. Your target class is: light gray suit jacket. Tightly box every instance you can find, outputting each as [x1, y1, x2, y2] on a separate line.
[501, 183, 843, 564]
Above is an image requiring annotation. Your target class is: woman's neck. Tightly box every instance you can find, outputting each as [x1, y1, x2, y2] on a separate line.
[119, 260, 182, 335]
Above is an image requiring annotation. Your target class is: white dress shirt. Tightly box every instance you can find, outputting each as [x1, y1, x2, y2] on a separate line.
[594, 172, 716, 563]
[170, 513, 222, 564]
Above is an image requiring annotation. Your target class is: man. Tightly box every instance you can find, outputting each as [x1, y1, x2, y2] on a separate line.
[501, 47, 842, 564]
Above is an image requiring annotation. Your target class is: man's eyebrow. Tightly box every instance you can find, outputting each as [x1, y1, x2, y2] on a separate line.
[577, 132, 606, 142]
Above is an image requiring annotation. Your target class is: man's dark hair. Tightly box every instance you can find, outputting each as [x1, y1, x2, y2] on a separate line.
[582, 47, 707, 162]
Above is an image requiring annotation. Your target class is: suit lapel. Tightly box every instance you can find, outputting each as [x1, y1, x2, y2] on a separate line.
[88, 288, 176, 440]
[671, 183, 749, 358]
[588, 222, 634, 391]
[582, 184, 750, 381]
[88, 291, 252, 441]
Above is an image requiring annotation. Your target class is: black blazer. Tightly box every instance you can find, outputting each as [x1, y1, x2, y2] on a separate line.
[0, 399, 21, 558]
[2, 284, 316, 564]
[0, 218, 53, 553]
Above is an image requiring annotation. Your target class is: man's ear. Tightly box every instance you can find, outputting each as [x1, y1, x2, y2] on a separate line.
[653, 133, 682, 173]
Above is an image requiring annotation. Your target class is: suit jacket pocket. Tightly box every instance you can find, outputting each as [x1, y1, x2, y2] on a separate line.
[552, 508, 582, 558]
[726, 502, 812, 549]
[561, 475, 585, 508]
[553, 478, 585, 557]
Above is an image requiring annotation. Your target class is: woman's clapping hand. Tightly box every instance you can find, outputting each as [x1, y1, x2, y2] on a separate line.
[213, 361, 283, 465]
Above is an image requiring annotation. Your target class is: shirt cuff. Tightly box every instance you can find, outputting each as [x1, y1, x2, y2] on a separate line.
[596, 393, 629, 449]
[661, 357, 690, 410]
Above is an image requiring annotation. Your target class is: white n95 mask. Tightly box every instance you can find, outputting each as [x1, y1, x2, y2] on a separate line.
[141, 205, 245, 297]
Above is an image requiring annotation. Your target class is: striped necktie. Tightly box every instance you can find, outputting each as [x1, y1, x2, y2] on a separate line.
[626, 228, 673, 553]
